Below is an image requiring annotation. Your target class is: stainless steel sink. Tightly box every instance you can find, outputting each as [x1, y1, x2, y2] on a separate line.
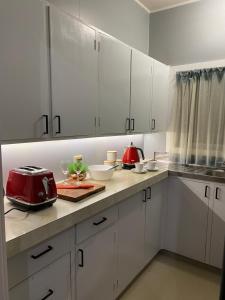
[199, 169, 225, 177]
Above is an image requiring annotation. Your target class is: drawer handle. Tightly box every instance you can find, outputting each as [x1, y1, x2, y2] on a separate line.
[143, 189, 147, 203]
[147, 187, 152, 200]
[78, 249, 84, 267]
[41, 289, 54, 300]
[216, 187, 220, 200]
[42, 114, 49, 135]
[31, 245, 53, 260]
[152, 119, 156, 130]
[55, 115, 61, 134]
[205, 185, 210, 198]
[131, 118, 135, 131]
[93, 217, 107, 226]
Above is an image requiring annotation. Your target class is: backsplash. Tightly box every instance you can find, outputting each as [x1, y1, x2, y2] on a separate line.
[1, 135, 143, 185]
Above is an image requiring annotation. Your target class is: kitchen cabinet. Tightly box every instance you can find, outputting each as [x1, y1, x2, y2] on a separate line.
[130, 49, 152, 133]
[209, 183, 225, 268]
[151, 59, 170, 132]
[76, 225, 116, 300]
[145, 182, 164, 263]
[165, 177, 210, 263]
[0, 0, 50, 141]
[9, 254, 71, 300]
[98, 34, 131, 135]
[117, 191, 146, 296]
[48, 0, 79, 18]
[50, 5, 98, 137]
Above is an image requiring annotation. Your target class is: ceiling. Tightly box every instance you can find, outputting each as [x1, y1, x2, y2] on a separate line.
[137, 0, 200, 12]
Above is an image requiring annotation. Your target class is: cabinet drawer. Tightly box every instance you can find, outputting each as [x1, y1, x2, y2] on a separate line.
[8, 228, 74, 289]
[9, 253, 71, 300]
[76, 206, 117, 244]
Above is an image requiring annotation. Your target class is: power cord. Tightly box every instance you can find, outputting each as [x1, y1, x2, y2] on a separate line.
[4, 207, 29, 215]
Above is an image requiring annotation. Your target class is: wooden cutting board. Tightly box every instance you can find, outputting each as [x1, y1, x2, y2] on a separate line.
[57, 180, 106, 202]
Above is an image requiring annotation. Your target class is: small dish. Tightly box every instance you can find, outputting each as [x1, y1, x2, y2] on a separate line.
[131, 169, 147, 174]
[147, 167, 159, 172]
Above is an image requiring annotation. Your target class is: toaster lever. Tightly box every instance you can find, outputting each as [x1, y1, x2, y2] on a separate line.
[42, 177, 49, 198]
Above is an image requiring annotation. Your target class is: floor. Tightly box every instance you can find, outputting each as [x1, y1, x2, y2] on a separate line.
[119, 252, 221, 300]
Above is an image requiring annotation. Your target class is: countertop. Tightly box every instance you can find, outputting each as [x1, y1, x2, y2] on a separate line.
[4, 169, 168, 258]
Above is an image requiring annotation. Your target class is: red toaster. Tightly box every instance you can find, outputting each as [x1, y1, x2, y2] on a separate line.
[6, 166, 57, 209]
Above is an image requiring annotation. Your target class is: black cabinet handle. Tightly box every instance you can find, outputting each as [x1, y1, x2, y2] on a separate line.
[152, 119, 156, 130]
[55, 115, 61, 134]
[42, 115, 49, 135]
[78, 249, 84, 267]
[216, 187, 220, 200]
[147, 187, 152, 200]
[126, 118, 131, 131]
[41, 289, 54, 300]
[93, 217, 107, 226]
[31, 245, 53, 260]
[205, 186, 210, 198]
[131, 118, 135, 131]
[143, 189, 147, 202]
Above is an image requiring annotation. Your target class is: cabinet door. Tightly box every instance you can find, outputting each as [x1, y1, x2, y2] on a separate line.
[165, 177, 210, 263]
[151, 59, 169, 132]
[98, 34, 131, 135]
[76, 225, 116, 300]
[9, 254, 71, 300]
[145, 182, 163, 263]
[0, 0, 50, 141]
[117, 191, 146, 296]
[210, 184, 225, 268]
[130, 50, 152, 133]
[50, 6, 98, 137]
[48, 0, 79, 17]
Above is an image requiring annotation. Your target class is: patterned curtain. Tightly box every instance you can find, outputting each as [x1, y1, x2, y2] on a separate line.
[169, 67, 225, 166]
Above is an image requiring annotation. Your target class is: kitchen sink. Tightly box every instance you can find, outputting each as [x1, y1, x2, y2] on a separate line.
[199, 169, 225, 177]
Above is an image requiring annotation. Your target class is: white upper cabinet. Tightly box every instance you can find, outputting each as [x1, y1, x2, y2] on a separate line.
[98, 34, 131, 135]
[50, 6, 98, 137]
[130, 50, 152, 133]
[151, 59, 170, 132]
[0, 0, 50, 141]
[48, 0, 79, 18]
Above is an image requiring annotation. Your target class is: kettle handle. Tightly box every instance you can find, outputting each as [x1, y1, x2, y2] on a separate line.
[137, 148, 145, 160]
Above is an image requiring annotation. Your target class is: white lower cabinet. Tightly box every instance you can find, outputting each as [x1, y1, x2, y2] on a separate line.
[166, 176, 225, 269]
[117, 191, 146, 296]
[75, 224, 116, 300]
[9, 253, 71, 300]
[209, 183, 225, 268]
[166, 177, 210, 263]
[145, 182, 164, 263]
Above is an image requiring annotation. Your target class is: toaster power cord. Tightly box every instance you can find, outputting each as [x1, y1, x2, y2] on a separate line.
[4, 207, 29, 215]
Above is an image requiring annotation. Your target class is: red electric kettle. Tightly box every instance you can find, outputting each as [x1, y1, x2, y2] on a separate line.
[122, 142, 145, 169]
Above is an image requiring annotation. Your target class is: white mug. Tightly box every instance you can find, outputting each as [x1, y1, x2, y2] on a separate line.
[147, 160, 157, 170]
[135, 162, 144, 173]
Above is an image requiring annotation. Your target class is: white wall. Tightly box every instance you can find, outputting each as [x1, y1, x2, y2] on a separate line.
[1, 135, 143, 185]
[143, 133, 167, 159]
[149, 0, 225, 65]
[49, 0, 150, 54]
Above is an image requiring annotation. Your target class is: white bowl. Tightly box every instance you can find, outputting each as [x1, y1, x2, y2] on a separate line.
[88, 165, 114, 181]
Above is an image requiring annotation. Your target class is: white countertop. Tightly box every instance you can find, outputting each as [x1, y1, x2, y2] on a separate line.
[4, 169, 168, 258]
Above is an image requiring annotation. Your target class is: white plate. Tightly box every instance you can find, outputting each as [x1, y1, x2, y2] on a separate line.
[147, 167, 159, 172]
[131, 169, 147, 174]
